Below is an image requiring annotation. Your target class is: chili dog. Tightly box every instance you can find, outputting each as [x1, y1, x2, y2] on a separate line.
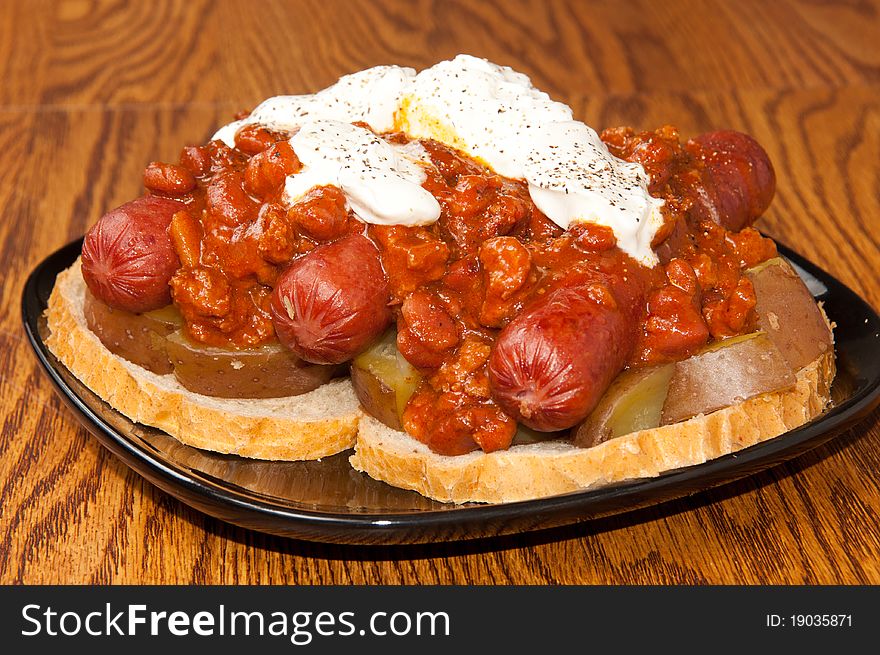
[76, 127, 780, 443]
[43, 57, 835, 503]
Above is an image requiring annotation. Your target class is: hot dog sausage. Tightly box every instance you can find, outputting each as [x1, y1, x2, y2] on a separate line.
[488, 281, 639, 431]
[687, 130, 776, 231]
[81, 195, 184, 313]
[270, 233, 392, 364]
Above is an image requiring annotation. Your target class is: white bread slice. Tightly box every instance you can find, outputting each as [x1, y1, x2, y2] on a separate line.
[45, 260, 361, 460]
[350, 333, 836, 504]
[45, 259, 836, 501]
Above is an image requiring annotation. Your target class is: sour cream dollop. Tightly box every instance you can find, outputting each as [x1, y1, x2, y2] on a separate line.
[396, 55, 574, 178]
[212, 55, 666, 266]
[524, 121, 664, 262]
[284, 119, 440, 226]
[213, 65, 414, 144]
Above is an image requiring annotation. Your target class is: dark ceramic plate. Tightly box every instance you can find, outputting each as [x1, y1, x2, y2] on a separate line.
[22, 239, 880, 544]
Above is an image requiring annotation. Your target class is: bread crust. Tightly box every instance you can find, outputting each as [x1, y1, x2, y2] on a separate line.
[350, 336, 836, 504]
[46, 261, 361, 460]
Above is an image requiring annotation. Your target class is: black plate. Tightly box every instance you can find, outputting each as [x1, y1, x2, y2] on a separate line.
[22, 239, 880, 544]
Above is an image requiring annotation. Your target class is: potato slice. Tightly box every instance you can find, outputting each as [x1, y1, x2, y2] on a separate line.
[746, 257, 833, 369]
[571, 364, 674, 448]
[83, 289, 181, 374]
[166, 331, 338, 399]
[351, 365, 401, 430]
[567, 258, 831, 447]
[351, 330, 422, 429]
[660, 332, 794, 425]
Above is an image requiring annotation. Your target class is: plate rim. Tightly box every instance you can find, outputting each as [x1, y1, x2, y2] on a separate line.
[21, 239, 880, 542]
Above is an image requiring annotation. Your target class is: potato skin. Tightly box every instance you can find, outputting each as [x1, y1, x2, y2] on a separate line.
[270, 234, 392, 364]
[82, 289, 179, 374]
[746, 257, 833, 370]
[81, 196, 184, 312]
[488, 284, 636, 431]
[350, 363, 402, 430]
[661, 333, 794, 424]
[166, 331, 339, 399]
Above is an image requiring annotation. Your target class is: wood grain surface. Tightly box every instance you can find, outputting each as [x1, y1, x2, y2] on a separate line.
[2, 0, 879, 584]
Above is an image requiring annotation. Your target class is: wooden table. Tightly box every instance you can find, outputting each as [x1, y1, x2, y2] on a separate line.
[2, 0, 878, 584]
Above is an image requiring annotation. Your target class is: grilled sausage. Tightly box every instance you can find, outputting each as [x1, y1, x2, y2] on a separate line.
[270, 233, 392, 364]
[488, 281, 638, 431]
[687, 130, 776, 231]
[81, 195, 184, 313]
